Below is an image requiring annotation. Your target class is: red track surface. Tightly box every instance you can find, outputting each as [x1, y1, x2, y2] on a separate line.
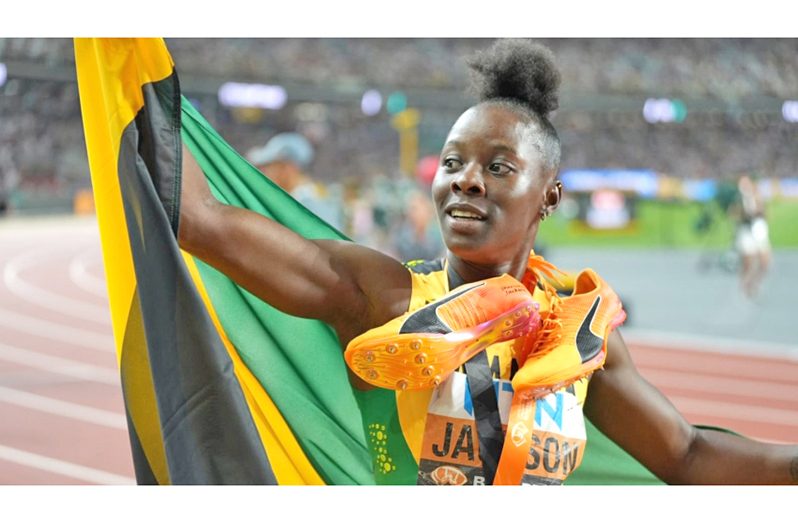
[0, 217, 795, 484]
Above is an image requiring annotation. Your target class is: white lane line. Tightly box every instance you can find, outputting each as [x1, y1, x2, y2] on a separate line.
[4, 247, 110, 325]
[0, 444, 134, 485]
[641, 368, 798, 401]
[68, 249, 107, 298]
[0, 342, 120, 386]
[0, 307, 114, 353]
[668, 395, 798, 428]
[0, 385, 126, 430]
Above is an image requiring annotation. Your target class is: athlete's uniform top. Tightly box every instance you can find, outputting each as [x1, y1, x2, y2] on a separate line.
[353, 256, 625, 486]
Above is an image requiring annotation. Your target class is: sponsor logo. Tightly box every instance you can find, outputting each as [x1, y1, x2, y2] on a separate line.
[430, 465, 468, 486]
[510, 422, 529, 447]
[576, 295, 604, 363]
[400, 284, 479, 334]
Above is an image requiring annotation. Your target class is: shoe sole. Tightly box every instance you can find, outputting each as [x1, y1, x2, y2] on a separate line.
[346, 301, 539, 390]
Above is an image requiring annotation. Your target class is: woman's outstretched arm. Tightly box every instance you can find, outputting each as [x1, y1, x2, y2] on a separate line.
[177, 144, 412, 344]
[585, 330, 798, 484]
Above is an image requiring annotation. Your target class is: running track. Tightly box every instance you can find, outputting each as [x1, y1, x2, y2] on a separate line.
[0, 216, 796, 485]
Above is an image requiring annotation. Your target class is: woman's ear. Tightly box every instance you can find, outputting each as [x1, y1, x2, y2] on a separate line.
[546, 180, 563, 211]
[540, 180, 562, 220]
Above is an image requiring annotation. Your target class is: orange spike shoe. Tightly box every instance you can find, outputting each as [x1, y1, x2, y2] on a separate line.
[494, 268, 626, 486]
[345, 274, 541, 391]
[512, 268, 626, 399]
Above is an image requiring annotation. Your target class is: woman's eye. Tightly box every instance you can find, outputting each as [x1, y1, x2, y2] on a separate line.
[444, 158, 462, 170]
[489, 163, 511, 176]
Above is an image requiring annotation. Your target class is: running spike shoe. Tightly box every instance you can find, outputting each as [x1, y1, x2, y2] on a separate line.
[512, 268, 626, 398]
[494, 269, 626, 486]
[345, 273, 541, 391]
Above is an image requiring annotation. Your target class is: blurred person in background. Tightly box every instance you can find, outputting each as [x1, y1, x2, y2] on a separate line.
[695, 179, 741, 274]
[248, 132, 344, 230]
[733, 174, 772, 298]
[394, 188, 444, 262]
[178, 40, 797, 485]
[391, 156, 446, 262]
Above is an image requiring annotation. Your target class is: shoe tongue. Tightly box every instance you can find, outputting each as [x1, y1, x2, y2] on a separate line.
[574, 270, 599, 295]
[523, 251, 566, 292]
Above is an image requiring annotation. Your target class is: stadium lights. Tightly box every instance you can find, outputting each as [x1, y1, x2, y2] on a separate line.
[783, 101, 798, 123]
[218, 82, 287, 110]
[361, 89, 382, 116]
[643, 98, 687, 123]
[0, 63, 6, 88]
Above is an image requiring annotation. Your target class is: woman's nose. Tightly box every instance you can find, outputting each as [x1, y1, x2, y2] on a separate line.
[450, 164, 486, 196]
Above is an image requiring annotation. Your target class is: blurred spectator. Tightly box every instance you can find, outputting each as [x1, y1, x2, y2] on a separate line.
[732, 175, 772, 298]
[247, 132, 344, 230]
[415, 155, 439, 189]
[394, 189, 444, 262]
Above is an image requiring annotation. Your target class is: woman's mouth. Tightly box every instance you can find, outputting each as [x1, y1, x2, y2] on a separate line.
[444, 208, 487, 235]
[449, 209, 485, 221]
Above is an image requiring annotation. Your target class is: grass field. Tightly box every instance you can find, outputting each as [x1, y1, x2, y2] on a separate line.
[536, 199, 798, 248]
[7, 190, 798, 249]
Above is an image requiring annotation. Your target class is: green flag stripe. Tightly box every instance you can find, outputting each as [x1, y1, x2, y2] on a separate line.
[193, 259, 371, 484]
[565, 419, 663, 485]
[181, 98, 374, 485]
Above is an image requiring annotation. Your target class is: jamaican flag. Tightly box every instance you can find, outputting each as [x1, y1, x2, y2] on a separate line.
[75, 37, 663, 485]
[75, 38, 372, 485]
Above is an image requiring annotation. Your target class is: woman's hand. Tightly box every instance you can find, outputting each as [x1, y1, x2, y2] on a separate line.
[177, 144, 220, 254]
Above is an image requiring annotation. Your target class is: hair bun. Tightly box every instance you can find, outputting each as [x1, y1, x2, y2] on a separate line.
[467, 39, 561, 117]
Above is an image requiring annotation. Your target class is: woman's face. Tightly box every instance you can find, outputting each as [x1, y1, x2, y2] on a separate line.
[431, 104, 551, 266]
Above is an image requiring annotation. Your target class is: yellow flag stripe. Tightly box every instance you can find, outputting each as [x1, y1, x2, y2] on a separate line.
[75, 37, 176, 483]
[119, 289, 170, 484]
[181, 251, 324, 485]
[74, 38, 174, 363]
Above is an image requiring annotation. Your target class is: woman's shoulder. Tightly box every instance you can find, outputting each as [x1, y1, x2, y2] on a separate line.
[403, 258, 449, 313]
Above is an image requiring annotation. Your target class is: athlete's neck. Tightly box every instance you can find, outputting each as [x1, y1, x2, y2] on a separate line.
[446, 251, 530, 284]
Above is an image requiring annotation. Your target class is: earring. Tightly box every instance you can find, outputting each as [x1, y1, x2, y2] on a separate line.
[540, 207, 550, 221]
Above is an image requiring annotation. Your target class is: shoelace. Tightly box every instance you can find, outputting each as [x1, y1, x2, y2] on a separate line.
[518, 253, 566, 365]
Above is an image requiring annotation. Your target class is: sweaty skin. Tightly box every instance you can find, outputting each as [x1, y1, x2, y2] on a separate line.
[178, 103, 798, 485]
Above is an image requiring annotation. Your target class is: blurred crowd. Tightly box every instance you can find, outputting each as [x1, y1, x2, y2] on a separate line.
[1, 38, 796, 256]
[557, 113, 797, 180]
[246, 131, 444, 262]
[4, 38, 796, 97]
